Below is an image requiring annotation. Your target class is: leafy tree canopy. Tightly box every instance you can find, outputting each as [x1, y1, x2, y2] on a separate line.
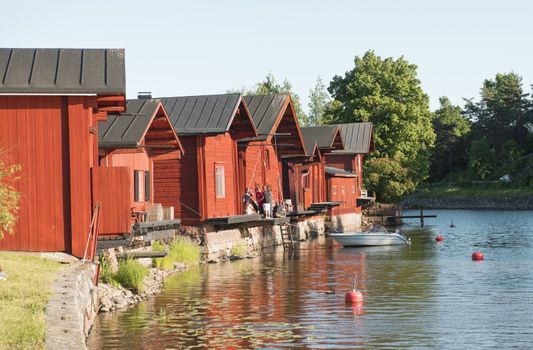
[323, 50, 435, 199]
[430, 97, 471, 181]
[307, 76, 330, 126]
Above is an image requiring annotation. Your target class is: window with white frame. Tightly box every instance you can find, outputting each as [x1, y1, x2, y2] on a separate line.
[215, 165, 225, 198]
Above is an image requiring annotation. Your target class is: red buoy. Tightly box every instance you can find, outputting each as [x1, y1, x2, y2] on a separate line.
[472, 251, 484, 261]
[346, 274, 364, 304]
[436, 235, 444, 242]
[345, 290, 363, 303]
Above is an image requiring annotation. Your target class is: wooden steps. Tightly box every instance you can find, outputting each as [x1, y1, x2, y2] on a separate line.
[280, 224, 294, 249]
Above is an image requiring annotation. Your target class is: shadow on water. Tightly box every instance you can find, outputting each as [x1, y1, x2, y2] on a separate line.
[88, 210, 533, 349]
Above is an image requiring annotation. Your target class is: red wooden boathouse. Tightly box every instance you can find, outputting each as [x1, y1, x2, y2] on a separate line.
[97, 98, 183, 235]
[154, 94, 257, 225]
[241, 94, 307, 209]
[299, 125, 344, 209]
[0, 48, 125, 257]
[325, 123, 374, 224]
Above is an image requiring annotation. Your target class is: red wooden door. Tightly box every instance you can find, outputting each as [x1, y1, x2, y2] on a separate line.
[91, 166, 131, 235]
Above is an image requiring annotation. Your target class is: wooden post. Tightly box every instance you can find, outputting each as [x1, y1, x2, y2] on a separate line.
[420, 209, 424, 227]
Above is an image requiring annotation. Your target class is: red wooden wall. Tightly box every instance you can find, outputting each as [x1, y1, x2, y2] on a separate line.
[203, 133, 240, 218]
[327, 176, 358, 215]
[0, 95, 98, 257]
[100, 148, 152, 211]
[153, 136, 200, 225]
[242, 142, 283, 202]
[91, 167, 131, 235]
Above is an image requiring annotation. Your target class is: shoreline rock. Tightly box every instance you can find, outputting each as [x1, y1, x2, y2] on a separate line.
[98, 264, 188, 313]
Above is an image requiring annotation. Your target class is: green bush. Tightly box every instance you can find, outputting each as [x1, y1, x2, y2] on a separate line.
[153, 237, 200, 270]
[0, 157, 21, 239]
[114, 258, 149, 293]
[230, 243, 247, 257]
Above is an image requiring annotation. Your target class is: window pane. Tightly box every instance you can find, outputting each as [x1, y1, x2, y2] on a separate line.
[215, 166, 225, 198]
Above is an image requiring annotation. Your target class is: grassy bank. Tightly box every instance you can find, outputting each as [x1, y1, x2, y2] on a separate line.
[0, 252, 63, 349]
[412, 184, 533, 199]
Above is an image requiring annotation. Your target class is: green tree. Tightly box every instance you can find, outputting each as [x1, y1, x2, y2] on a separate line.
[467, 139, 495, 180]
[0, 155, 20, 239]
[364, 157, 414, 202]
[324, 50, 435, 198]
[430, 97, 471, 181]
[307, 76, 330, 126]
[230, 73, 308, 126]
[464, 73, 531, 151]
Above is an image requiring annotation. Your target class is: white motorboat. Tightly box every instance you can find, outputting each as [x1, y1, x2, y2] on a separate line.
[329, 224, 411, 247]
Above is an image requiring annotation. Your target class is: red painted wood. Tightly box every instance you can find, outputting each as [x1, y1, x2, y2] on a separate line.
[153, 136, 200, 225]
[91, 167, 131, 235]
[0, 96, 71, 253]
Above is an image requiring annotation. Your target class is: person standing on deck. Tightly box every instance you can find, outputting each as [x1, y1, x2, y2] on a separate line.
[263, 184, 273, 219]
[255, 184, 264, 214]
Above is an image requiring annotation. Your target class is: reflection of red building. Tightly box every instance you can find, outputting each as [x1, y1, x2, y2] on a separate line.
[97, 99, 183, 235]
[0, 48, 125, 257]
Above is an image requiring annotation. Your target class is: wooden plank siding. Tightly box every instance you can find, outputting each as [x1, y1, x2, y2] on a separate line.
[99, 148, 152, 212]
[327, 176, 358, 215]
[91, 167, 131, 235]
[0, 95, 100, 256]
[203, 132, 240, 218]
[153, 136, 200, 225]
[242, 142, 283, 202]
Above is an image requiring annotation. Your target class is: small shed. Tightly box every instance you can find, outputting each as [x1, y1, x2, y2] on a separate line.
[97, 98, 183, 235]
[0, 48, 125, 257]
[241, 94, 307, 209]
[154, 94, 257, 225]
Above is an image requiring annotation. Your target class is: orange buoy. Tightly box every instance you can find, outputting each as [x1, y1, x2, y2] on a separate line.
[436, 235, 444, 242]
[472, 251, 484, 261]
[345, 274, 364, 304]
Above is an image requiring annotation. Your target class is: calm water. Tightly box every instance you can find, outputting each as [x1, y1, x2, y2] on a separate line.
[87, 210, 533, 349]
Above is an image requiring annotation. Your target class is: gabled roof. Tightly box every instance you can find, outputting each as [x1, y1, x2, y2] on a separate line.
[158, 93, 257, 137]
[243, 94, 306, 155]
[99, 99, 183, 152]
[244, 94, 288, 137]
[300, 125, 344, 151]
[0, 48, 125, 94]
[332, 122, 374, 154]
[325, 166, 357, 178]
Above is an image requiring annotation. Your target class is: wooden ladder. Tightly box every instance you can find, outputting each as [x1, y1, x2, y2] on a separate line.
[280, 224, 294, 250]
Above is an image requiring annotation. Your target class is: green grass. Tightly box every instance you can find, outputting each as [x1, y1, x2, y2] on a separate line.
[230, 243, 247, 257]
[0, 252, 63, 349]
[114, 258, 149, 293]
[152, 237, 200, 270]
[412, 184, 533, 199]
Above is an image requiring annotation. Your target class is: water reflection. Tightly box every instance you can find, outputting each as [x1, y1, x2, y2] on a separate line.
[88, 210, 533, 349]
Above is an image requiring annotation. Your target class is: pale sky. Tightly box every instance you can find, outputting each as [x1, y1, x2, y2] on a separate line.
[1, 0, 532, 112]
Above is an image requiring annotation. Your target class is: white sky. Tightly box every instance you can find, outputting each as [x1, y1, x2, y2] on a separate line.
[1, 0, 532, 112]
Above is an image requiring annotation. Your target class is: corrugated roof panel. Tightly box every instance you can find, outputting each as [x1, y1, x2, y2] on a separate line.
[244, 94, 289, 136]
[99, 99, 160, 147]
[300, 126, 339, 150]
[0, 48, 125, 94]
[158, 94, 243, 135]
[333, 122, 373, 153]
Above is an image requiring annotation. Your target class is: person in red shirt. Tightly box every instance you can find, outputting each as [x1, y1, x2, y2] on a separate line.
[255, 184, 264, 214]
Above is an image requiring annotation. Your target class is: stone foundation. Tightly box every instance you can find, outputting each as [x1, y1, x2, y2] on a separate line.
[329, 212, 362, 232]
[290, 216, 326, 240]
[45, 262, 98, 350]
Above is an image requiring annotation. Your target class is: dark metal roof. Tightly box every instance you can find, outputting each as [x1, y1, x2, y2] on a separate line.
[332, 122, 374, 154]
[300, 126, 341, 150]
[243, 94, 288, 137]
[0, 48, 125, 94]
[325, 166, 357, 177]
[99, 99, 161, 147]
[158, 93, 245, 135]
